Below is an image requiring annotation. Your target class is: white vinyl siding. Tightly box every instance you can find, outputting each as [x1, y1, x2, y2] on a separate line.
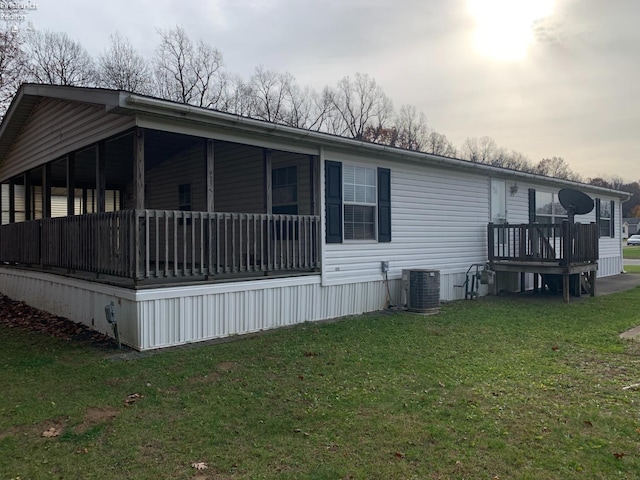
[323, 153, 490, 299]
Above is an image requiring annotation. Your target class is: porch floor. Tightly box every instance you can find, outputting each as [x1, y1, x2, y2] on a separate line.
[3, 264, 320, 290]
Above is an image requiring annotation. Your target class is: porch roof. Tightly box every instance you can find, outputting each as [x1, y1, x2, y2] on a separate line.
[0, 83, 631, 201]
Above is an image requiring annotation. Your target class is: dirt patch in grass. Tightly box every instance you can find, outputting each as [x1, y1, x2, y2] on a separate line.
[216, 361, 237, 372]
[74, 406, 119, 434]
[188, 361, 236, 384]
[189, 372, 222, 384]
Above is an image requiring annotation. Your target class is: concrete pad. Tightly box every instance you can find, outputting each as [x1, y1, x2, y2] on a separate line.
[595, 273, 640, 296]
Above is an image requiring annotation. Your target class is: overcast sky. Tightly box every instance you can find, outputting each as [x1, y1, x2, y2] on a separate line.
[23, 0, 640, 182]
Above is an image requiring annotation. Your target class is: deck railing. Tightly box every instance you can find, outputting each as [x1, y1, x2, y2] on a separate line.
[0, 210, 321, 282]
[488, 221, 599, 265]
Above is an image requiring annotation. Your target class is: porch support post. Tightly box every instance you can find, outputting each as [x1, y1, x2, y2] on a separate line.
[133, 128, 145, 210]
[43, 163, 51, 218]
[8, 178, 15, 223]
[67, 153, 75, 215]
[24, 173, 31, 221]
[263, 148, 272, 214]
[82, 188, 88, 214]
[309, 155, 319, 215]
[96, 141, 106, 213]
[206, 139, 215, 212]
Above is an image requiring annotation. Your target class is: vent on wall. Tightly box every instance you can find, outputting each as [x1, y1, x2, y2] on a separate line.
[402, 269, 440, 314]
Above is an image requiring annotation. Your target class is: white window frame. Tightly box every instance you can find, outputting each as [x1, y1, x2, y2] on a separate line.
[598, 200, 612, 238]
[343, 164, 377, 241]
[535, 191, 567, 224]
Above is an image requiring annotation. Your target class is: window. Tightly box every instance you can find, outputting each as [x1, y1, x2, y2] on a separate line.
[272, 166, 298, 215]
[343, 165, 377, 240]
[178, 184, 191, 211]
[535, 191, 566, 223]
[596, 199, 614, 238]
[325, 161, 391, 244]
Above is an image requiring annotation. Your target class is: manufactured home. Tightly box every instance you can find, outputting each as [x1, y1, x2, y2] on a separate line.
[0, 84, 629, 350]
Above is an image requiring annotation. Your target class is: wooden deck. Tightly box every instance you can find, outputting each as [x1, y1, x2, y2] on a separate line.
[487, 221, 599, 302]
[0, 209, 321, 286]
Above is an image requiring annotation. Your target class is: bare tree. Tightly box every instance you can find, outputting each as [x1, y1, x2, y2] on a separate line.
[217, 73, 253, 116]
[424, 131, 457, 157]
[461, 136, 498, 163]
[535, 157, 582, 181]
[326, 73, 393, 139]
[97, 33, 152, 93]
[153, 26, 225, 108]
[25, 29, 96, 86]
[247, 66, 291, 123]
[0, 26, 28, 115]
[393, 105, 428, 150]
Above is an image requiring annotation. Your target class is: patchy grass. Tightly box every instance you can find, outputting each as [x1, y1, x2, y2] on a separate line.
[2, 290, 640, 479]
[623, 246, 640, 259]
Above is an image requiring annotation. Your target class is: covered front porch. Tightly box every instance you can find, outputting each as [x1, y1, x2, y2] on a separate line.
[0, 127, 322, 287]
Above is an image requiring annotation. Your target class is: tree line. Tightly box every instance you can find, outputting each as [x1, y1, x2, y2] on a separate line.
[0, 23, 638, 213]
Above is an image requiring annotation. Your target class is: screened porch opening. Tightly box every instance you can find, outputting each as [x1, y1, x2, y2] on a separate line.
[0, 128, 321, 286]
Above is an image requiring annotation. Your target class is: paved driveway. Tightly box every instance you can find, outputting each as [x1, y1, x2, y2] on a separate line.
[624, 259, 640, 266]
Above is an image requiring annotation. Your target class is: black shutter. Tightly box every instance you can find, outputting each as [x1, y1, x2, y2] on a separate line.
[528, 188, 536, 223]
[377, 168, 391, 242]
[325, 160, 342, 243]
[610, 200, 615, 238]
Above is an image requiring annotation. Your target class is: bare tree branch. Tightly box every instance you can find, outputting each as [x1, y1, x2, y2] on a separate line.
[97, 32, 152, 94]
[153, 26, 225, 108]
[25, 29, 96, 86]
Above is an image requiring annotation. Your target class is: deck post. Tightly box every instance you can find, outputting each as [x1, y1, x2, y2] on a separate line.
[96, 141, 106, 213]
[487, 223, 495, 262]
[8, 178, 14, 223]
[561, 220, 569, 266]
[133, 128, 145, 210]
[67, 153, 75, 215]
[24, 173, 31, 221]
[206, 139, 215, 212]
[263, 149, 272, 214]
[562, 274, 570, 303]
[42, 163, 51, 219]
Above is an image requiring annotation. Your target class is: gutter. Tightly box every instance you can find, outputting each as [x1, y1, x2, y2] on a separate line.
[119, 93, 631, 200]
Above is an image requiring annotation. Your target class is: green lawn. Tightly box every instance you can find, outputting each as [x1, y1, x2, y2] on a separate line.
[623, 246, 640, 259]
[624, 265, 640, 274]
[2, 290, 640, 479]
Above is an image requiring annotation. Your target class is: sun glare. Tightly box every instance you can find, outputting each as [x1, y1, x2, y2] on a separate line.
[467, 0, 554, 61]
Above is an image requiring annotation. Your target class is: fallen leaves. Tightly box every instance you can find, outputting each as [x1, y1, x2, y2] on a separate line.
[191, 462, 208, 471]
[0, 294, 115, 346]
[41, 427, 61, 438]
[124, 393, 143, 406]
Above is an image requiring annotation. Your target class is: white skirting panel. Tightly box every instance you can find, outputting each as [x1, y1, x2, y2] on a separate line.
[0, 267, 139, 347]
[599, 256, 623, 277]
[0, 268, 475, 351]
[136, 276, 392, 350]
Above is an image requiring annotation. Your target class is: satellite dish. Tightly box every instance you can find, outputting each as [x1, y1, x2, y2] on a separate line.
[558, 188, 594, 222]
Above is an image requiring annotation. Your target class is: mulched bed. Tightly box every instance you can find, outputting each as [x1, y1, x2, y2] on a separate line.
[0, 294, 117, 348]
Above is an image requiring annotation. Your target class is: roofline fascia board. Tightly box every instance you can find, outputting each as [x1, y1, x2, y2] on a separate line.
[0, 87, 26, 140]
[0, 84, 629, 200]
[123, 93, 630, 200]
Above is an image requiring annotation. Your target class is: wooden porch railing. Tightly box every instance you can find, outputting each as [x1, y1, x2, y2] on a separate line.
[488, 221, 599, 265]
[0, 210, 321, 282]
